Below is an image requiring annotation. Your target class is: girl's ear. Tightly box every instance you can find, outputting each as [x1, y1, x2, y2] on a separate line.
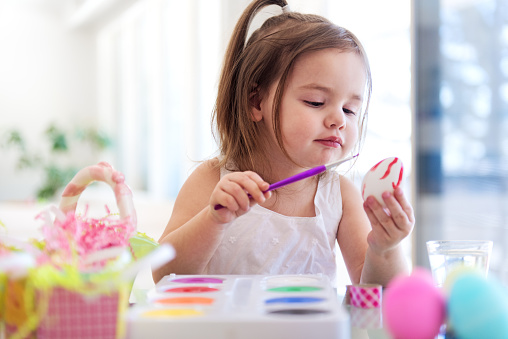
[249, 86, 263, 122]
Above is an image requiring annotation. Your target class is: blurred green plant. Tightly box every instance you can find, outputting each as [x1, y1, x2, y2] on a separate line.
[2, 124, 112, 200]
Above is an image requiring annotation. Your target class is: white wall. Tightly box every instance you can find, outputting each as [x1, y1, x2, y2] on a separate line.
[0, 0, 96, 200]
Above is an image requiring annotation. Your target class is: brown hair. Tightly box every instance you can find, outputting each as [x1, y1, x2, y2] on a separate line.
[212, 0, 371, 178]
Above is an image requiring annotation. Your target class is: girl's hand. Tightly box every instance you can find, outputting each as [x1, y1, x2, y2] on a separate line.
[363, 186, 414, 256]
[209, 171, 271, 223]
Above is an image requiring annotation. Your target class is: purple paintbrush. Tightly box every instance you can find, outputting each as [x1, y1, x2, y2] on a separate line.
[214, 153, 359, 210]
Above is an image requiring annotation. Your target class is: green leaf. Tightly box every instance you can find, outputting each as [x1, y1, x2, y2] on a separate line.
[4, 130, 25, 150]
[46, 124, 68, 152]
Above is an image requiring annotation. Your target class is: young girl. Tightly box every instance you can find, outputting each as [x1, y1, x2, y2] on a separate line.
[153, 0, 414, 287]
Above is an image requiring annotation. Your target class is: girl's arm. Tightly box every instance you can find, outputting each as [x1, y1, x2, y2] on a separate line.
[337, 176, 413, 286]
[152, 159, 270, 283]
[360, 184, 413, 285]
[336, 176, 370, 284]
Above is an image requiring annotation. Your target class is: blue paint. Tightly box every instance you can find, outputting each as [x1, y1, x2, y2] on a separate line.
[265, 297, 325, 304]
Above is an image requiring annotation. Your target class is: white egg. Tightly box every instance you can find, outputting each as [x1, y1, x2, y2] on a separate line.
[361, 157, 404, 207]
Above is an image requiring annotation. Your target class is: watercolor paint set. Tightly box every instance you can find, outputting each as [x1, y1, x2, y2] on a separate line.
[126, 274, 350, 339]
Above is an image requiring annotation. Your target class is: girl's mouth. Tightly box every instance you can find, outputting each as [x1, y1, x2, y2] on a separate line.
[315, 137, 342, 148]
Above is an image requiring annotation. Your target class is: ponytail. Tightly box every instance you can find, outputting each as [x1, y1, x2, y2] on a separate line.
[214, 0, 288, 172]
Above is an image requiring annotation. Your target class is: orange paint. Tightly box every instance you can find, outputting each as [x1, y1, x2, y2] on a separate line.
[155, 297, 215, 305]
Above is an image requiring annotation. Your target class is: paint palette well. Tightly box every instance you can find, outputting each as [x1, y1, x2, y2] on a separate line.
[126, 274, 349, 339]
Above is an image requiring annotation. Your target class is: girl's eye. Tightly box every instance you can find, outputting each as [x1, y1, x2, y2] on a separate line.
[304, 100, 324, 107]
[343, 108, 356, 115]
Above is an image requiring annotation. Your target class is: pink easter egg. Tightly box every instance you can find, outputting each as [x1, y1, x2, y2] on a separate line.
[361, 157, 403, 207]
[383, 268, 446, 339]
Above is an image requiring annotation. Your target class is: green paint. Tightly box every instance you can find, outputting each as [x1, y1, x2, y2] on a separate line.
[266, 286, 322, 292]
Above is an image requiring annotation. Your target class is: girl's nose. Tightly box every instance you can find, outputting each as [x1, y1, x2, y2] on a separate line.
[325, 109, 346, 129]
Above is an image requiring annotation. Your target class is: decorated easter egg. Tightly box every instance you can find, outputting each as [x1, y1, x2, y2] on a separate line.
[361, 157, 403, 207]
[383, 268, 446, 339]
[448, 272, 508, 339]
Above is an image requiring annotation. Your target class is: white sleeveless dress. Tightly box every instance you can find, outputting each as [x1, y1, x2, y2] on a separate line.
[204, 169, 344, 286]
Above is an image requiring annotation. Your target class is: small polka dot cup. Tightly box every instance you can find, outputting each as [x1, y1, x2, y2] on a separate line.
[350, 284, 382, 309]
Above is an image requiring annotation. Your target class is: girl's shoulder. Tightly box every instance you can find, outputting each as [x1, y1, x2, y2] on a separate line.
[319, 170, 346, 188]
[337, 174, 357, 193]
[319, 172, 360, 201]
[176, 158, 221, 199]
[190, 158, 221, 184]
[337, 173, 363, 206]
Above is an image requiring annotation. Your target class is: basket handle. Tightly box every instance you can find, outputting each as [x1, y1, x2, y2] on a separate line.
[59, 162, 137, 228]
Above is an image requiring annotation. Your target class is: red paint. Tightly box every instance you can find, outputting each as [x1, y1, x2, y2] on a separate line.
[371, 159, 384, 171]
[392, 163, 404, 189]
[379, 158, 399, 180]
[165, 286, 219, 293]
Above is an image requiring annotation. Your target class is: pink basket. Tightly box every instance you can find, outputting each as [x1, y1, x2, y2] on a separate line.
[37, 287, 121, 339]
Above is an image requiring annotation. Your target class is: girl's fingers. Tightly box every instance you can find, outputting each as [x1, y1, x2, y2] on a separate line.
[366, 196, 395, 228]
[364, 197, 390, 237]
[382, 188, 413, 232]
[393, 187, 415, 225]
[213, 172, 270, 212]
[216, 191, 240, 211]
[364, 195, 406, 244]
[221, 180, 251, 211]
[380, 192, 406, 231]
[240, 171, 270, 203]
[364, 188, 415, 254]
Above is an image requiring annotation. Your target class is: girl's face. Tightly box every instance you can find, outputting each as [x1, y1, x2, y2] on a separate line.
[253, 49, 367, 169]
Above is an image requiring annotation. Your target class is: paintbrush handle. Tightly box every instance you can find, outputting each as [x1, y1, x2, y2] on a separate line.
[213, 154, 358, 210]
[214, 165, 326, 210]
[266, 165, 326, 191]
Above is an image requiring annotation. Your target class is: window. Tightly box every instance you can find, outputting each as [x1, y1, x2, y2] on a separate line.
[414, 0, 508, 282]
[97, 0, 220, 198]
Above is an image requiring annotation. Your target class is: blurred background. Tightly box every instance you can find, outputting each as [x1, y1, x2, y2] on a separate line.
[1, 0, 507, 287]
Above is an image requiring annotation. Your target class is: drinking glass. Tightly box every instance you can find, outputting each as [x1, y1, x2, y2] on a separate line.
[426, 240, 492, 287]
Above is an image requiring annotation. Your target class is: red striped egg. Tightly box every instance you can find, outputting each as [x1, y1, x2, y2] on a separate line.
[361, 157, 403, 207]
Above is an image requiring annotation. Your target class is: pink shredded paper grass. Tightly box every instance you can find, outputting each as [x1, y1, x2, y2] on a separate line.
[38, 207, 135, 266]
